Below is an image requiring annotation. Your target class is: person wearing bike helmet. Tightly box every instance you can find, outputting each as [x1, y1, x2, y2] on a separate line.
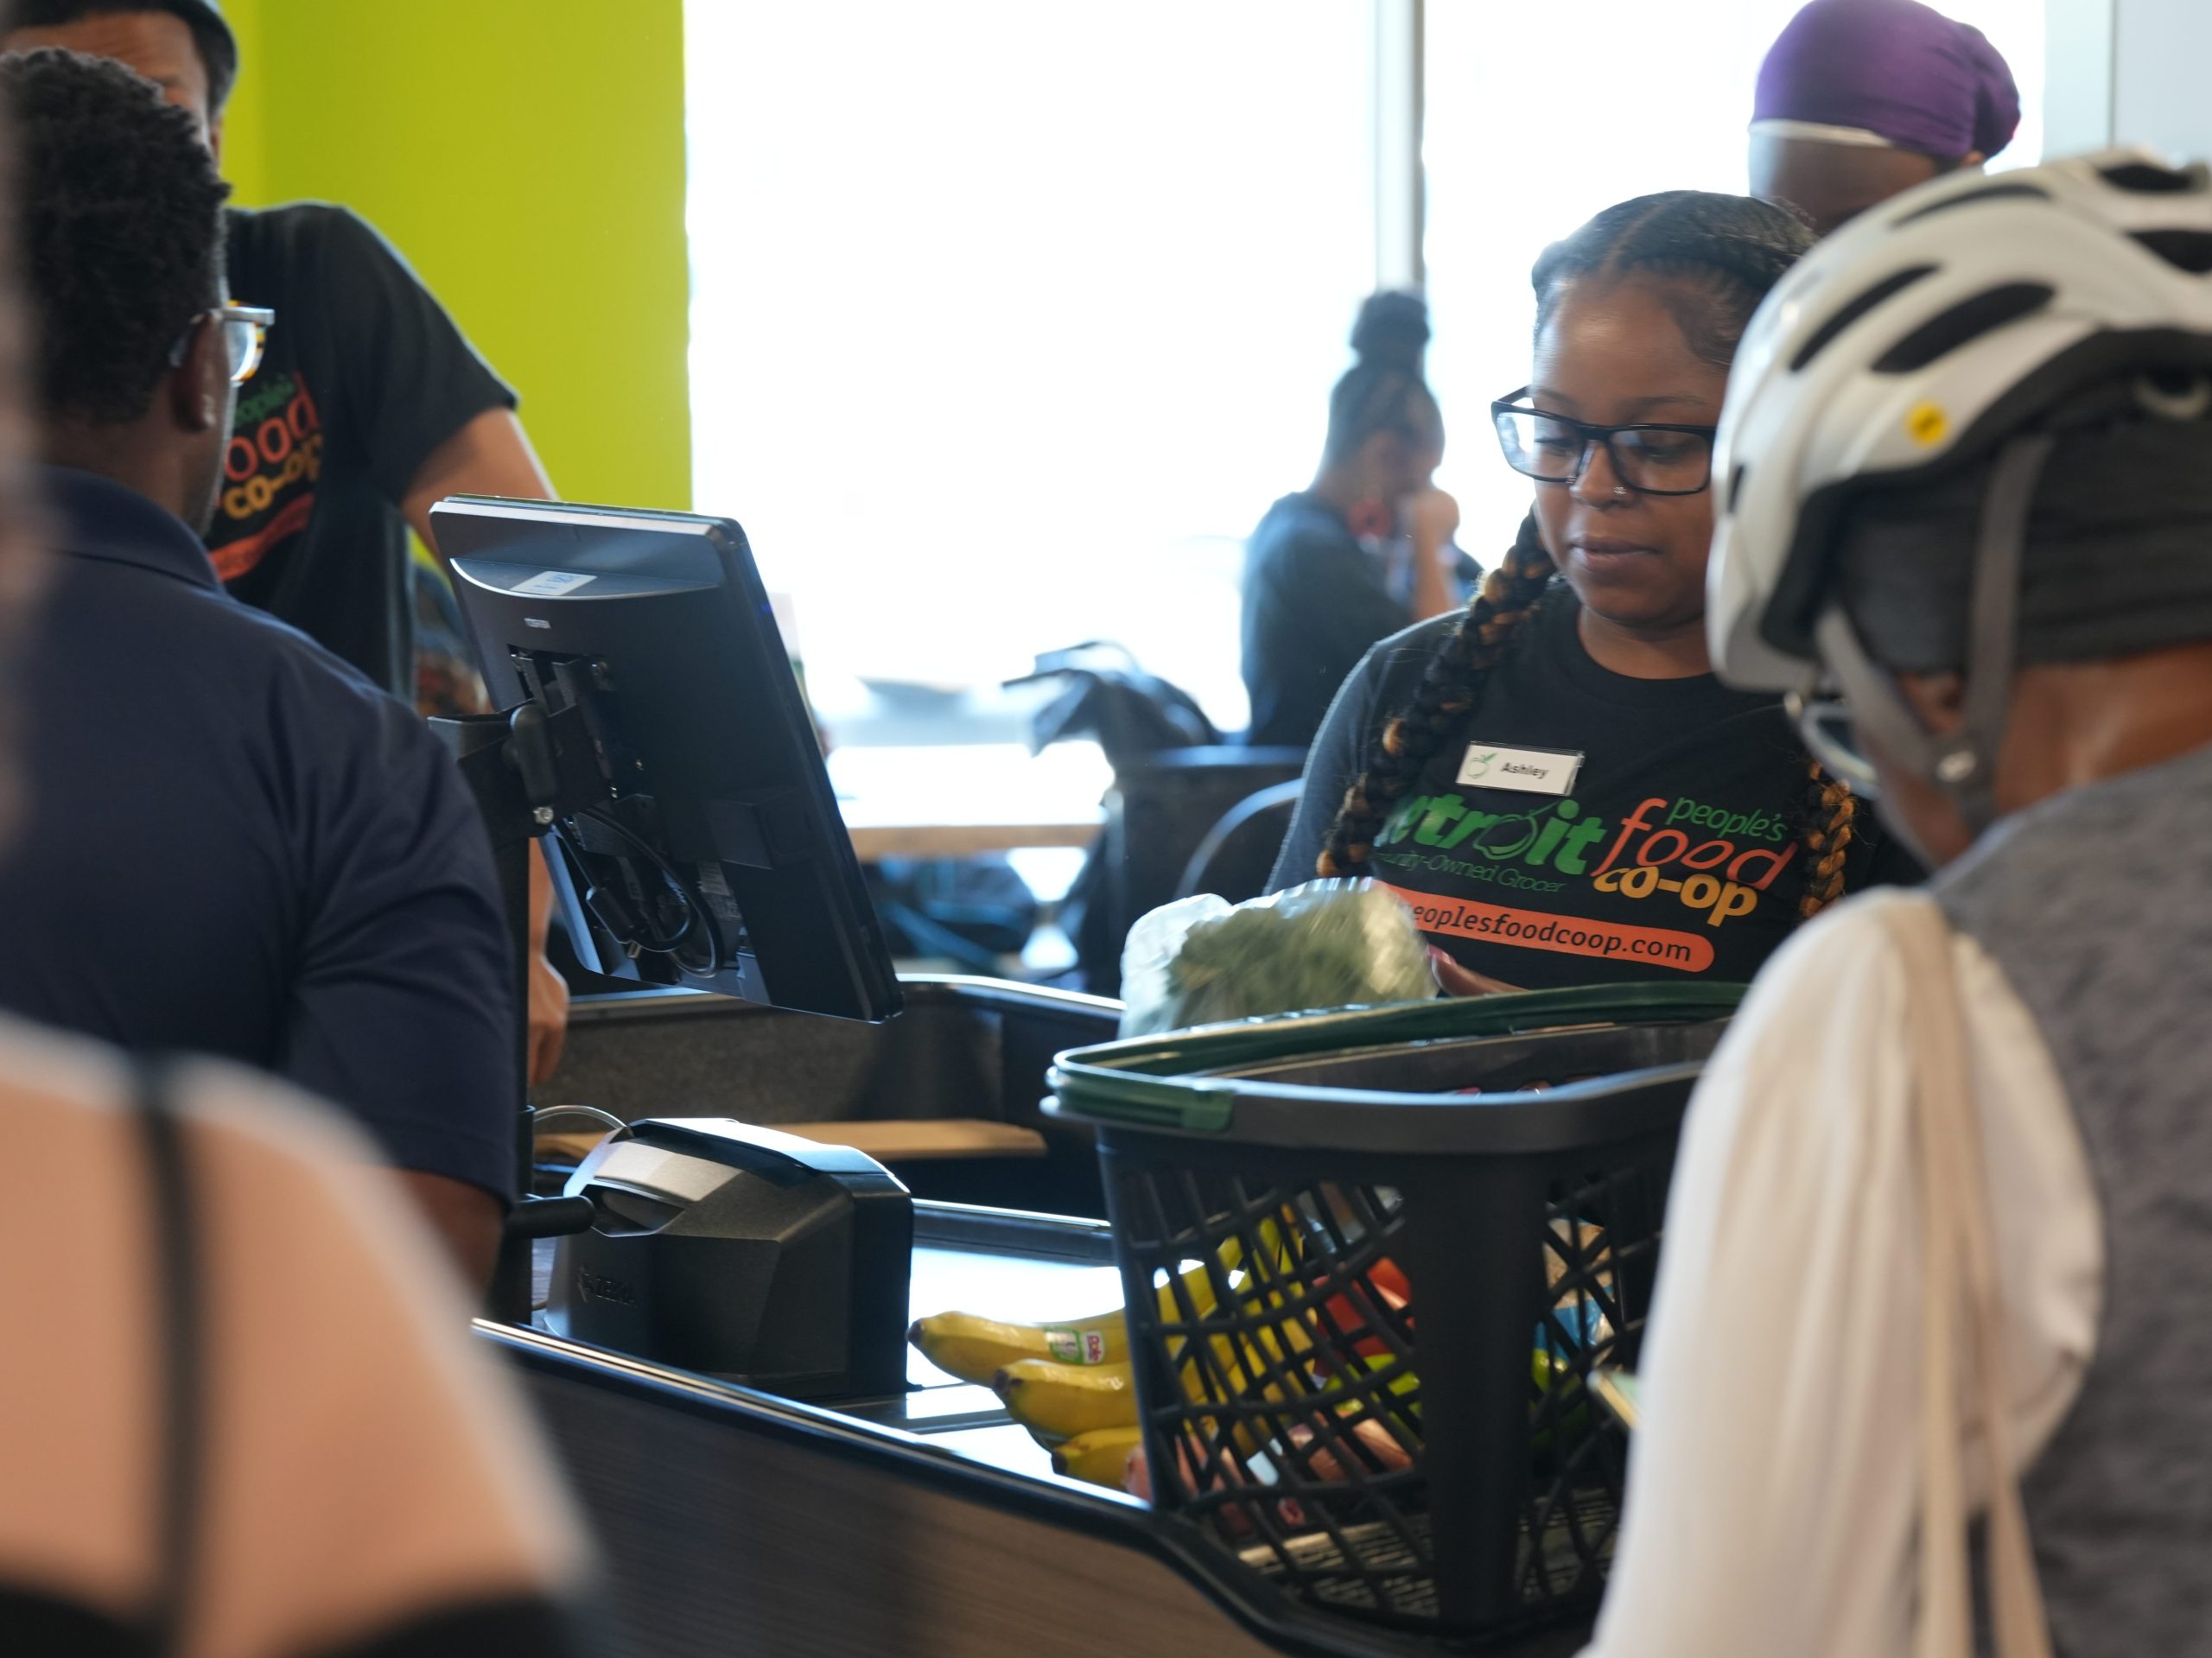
[1587, 151, 2212, 1656]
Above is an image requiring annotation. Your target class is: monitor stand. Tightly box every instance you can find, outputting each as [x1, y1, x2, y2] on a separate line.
[434, 702, 603, 1323]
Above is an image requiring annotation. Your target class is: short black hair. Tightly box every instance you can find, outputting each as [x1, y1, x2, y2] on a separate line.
[4, 48, 231, 424]
[7, 1, 238, 111]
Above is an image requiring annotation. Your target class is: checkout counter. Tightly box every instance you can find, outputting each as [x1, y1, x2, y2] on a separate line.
[493, 984, 1596, 1658]
[434, 499, 1608, 1656]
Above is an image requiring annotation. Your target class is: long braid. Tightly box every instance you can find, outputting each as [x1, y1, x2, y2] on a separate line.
[1798, 762, 1859, 918]
[1319, 514, 1554, 878]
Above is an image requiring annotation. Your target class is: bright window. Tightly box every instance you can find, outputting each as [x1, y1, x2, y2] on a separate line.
[690, 3, 2049, 731]
[1421, 0, 2046, 553]
[685, 3, 1381, 732]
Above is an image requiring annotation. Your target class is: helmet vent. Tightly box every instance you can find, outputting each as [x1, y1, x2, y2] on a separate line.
[1893, 182, 2050, 227]
[1728, 461, 1748, 512]
[2131, 229, 2212, 274]
[1790, 265, 1938, 371]
[2100, 161, 2199, 194]
[1872, 283, 2055, 374]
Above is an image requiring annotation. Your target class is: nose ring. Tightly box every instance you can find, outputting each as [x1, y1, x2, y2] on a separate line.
[1611, 486, 1629, 498]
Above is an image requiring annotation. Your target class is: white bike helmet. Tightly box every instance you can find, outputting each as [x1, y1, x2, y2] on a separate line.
[1707, 148, 2212, 829]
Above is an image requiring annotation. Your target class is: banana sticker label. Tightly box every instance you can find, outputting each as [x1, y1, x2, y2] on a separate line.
[1046, 1327, 1110, 1365]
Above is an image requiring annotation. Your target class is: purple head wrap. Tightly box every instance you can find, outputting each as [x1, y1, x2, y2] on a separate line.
[1753, 0, 2022, 160]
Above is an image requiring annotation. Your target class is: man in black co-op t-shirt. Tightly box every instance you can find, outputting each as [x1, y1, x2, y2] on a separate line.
[214, 203, 522, 702]
[6, 1, 550, 699]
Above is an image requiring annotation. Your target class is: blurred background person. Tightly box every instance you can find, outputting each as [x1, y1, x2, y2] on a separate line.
[1749, 0, 2022, 235]
[1241, 290, 1469, 751]
[3, 0, 571, 1081]
[3, 1046, 596, 1658]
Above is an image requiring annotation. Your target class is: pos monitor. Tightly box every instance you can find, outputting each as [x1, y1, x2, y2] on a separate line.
[434, 497, 900, 1025]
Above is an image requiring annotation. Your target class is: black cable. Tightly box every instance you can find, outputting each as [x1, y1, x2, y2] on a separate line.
[569, 805, 725, 976]
[131, 1060, 200, 1658]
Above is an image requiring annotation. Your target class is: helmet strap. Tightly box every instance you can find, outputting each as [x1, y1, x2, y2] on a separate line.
[1813, 433, 2054, 839]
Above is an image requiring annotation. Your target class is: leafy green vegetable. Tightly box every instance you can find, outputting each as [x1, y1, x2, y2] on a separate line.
[1122, 880, 1436, 1037]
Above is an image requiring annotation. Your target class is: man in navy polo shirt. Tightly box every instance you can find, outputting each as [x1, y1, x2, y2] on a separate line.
[0, 49, 515, 1286]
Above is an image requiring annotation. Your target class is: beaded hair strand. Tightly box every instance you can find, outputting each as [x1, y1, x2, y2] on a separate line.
[1799, 760, 1859, 918]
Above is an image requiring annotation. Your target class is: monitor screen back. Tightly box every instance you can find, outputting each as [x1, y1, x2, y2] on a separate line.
[434, 497, 899, 1024]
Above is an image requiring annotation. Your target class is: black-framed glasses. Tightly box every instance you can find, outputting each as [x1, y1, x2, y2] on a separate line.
[168, 305, 276, 384]
[1491, 387, 1719, 497]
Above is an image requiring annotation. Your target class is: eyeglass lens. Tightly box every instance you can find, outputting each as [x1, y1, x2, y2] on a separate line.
[221, 316, 264, 384]
[1494, 409, 1713, 494]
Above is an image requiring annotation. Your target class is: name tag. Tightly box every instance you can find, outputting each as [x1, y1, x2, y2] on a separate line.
[1457, 742, 1584, 795]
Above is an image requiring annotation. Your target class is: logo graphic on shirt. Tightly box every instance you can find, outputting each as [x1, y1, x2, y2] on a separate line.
[208, 369, 324, 583]
[1371, 788, 1802, 971]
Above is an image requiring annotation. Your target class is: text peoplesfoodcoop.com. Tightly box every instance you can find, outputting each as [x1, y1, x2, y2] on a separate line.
[1400, 900, 1700, 964]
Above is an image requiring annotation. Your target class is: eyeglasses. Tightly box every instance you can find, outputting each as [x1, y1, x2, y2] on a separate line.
[168, 305, 276, 384]
[1491, 388, 1719, 498]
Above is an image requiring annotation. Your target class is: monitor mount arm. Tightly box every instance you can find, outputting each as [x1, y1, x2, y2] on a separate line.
[434, 701, 605, 1324]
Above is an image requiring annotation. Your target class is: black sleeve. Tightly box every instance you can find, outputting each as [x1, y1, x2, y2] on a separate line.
[1266, 642, 1386, 893]
[308, 206, 518, 504]
[1272, 527, 1415, 681]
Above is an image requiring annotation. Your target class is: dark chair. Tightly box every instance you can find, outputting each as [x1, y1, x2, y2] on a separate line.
[1175, 779, 1303, 905]
[1070, 746, 1306, 995]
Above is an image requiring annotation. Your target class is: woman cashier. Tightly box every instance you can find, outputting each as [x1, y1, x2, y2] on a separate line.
[1268, 190, 1916, 993]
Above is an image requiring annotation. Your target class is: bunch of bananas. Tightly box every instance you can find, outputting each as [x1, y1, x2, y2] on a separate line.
[908, 1251, 1241, 1488]
[912, 1204, 1613, 1514]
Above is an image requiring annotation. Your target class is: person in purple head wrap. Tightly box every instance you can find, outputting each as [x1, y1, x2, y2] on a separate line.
[1749, 0, 2021, 233]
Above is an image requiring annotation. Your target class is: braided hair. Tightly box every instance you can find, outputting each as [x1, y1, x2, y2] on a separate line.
[1319, 191, 1861, 922]
[1322, 290, 1440, 467]
[1318, 510, 1555, 875]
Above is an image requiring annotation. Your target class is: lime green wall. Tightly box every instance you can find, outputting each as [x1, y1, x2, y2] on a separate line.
[213, 0, 267, 206]
[217, 0, 690, 511]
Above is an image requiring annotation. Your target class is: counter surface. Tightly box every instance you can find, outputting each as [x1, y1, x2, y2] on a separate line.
[517, 1204, 1598, 1656]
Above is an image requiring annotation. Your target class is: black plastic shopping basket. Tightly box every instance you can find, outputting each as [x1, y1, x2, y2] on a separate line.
[1045, 984, 1741, 1642]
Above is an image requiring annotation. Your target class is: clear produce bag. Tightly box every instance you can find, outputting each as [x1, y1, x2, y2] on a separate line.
[1118, 879, 1437, 1039]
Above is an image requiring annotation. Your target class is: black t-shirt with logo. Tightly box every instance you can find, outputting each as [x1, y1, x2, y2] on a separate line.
[1268, 587, 1918, 989]
[213, 205, 516, 698]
